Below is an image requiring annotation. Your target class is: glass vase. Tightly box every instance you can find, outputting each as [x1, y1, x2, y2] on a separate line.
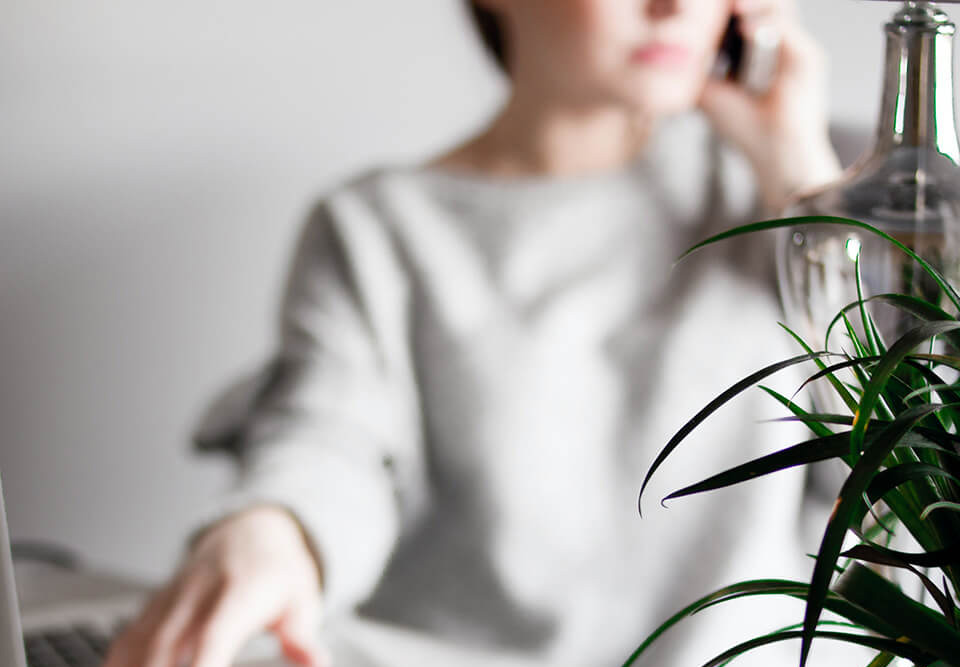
[778, 1, 960, 370]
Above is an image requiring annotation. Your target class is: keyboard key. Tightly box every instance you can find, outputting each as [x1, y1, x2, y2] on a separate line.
[25, 624, 114, 667]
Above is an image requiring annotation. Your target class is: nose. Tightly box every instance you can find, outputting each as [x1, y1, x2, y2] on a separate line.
[645, 0, 681, 19]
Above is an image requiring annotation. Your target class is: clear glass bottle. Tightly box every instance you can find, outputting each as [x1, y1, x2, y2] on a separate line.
[778, 1, 960, 355]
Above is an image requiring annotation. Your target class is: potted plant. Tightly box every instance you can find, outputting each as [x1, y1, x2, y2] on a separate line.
[625, 216, 960, 667]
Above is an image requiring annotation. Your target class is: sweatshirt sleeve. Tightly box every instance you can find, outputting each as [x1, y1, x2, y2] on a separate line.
[192, 187, 425, 618]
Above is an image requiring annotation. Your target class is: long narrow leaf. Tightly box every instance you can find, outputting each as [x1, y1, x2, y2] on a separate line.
[841, 311, 871, 359]
[715, 622, 866, 667]
[663, 433, 853, 501]
[901, 359, 960, 427]
[825, 294, 960, 353]
[779, 323, 860, 412]
[840, 543, 958, 622]
[763, 413, 855, 427]
[801, 403, 948, 667]
[866, 463, 960, 505]
[854, 254, 881, 356]
[907, 353, 960, 370]
[904, 384, 960, 403]
[915, 428, 960, 452]
[864, 653, 896, 667]
[850, 323, 960, 458]
[622, 578, 903, 666]
[865, 459, 960, 540]
[758, 386, 834, 438]
[638, 352, 832, 515]
[922, 501, 960, 520]
[621, 580, 807, 666]
[798, 355, 882, 399]
[843, 540, 960, 569]
[766, 419, 960, 453]
[678, 216, 960, 313]
[834, 563, 960, 662]
[700, 630, 935, 667]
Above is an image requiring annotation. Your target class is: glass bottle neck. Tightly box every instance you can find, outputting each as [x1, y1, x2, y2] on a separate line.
[875, 2, 960, 163]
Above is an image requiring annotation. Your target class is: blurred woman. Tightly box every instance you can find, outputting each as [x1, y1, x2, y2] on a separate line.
[106, 1, 840, 665]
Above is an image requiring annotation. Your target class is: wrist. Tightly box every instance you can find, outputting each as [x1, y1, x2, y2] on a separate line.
[189, 504, 326, 593]
[252, 505, 326, 592]
[272, 506, 326, 594]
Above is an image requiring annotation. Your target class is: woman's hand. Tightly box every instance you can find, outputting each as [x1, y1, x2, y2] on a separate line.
[104, 505, 327, 667]
[699, 0, 842, 212]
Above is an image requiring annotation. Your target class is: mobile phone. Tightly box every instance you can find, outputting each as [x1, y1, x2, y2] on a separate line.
[712, 16, 779, 94]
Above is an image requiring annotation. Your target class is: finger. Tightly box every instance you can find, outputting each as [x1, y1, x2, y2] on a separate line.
[734, 1, 800, 55]
[191, 582, 274, 667]
[103, 631, 139, 667]
[745, 22, 824, 103]
[104, 586, 179, 667]
[728, 15, 824, 101]
[733, 0, 796, 19]
[698, 75, 755, 119]
[129, 585, 178, 634]
[737, 4, 818, 68]
[141, 576, 216, 667]
[271, 597, 324, 666]
[167, 574, 227, 667]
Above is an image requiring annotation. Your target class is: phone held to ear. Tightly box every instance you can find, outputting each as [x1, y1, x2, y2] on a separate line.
[712, 15, 779, 95]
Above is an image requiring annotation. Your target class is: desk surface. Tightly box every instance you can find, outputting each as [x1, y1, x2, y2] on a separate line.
[319, 616, 560, 667]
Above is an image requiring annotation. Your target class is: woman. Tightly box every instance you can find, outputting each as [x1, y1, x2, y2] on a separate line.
[106, 1, 841, 665]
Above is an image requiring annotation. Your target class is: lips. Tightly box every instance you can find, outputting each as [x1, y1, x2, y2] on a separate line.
[630, 43, 691, 67]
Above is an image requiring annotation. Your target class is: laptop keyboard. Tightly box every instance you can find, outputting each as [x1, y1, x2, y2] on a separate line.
[24, 625, 112, 667]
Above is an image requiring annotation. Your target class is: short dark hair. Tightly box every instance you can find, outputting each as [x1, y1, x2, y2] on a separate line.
[468, 2, 508, 72]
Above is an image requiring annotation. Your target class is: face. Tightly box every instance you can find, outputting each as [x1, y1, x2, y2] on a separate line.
[494, 0, 733, 116]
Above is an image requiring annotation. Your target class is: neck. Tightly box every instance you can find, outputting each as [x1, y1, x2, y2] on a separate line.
[442, 85, 656, 179]
[876, 2, 960, 161]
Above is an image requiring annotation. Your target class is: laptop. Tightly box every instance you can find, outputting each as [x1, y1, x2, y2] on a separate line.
[0, 469, 167, 667]
[1, 473, 27, 665]
[0, 471, 392, 667]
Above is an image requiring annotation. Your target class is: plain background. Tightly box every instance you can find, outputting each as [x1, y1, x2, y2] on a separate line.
[0, 1, 922, 582]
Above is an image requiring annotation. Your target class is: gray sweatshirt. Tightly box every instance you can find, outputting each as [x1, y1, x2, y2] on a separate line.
[194, 114, 842, 666]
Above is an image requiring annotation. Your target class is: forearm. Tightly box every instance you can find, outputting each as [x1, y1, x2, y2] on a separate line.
[753, 129, 842, 214]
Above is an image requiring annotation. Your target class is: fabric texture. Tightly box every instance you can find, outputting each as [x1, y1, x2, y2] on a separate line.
[193, 113, 853, 666]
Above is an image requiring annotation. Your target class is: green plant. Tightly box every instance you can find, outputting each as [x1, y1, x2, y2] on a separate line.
[625, 217, 960, 667]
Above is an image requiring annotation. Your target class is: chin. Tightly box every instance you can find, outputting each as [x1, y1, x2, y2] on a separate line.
[618, 89, 699, 117]
[614, 73, 703, 116]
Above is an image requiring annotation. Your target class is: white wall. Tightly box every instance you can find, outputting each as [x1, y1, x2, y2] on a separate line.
[0, 0, 928, 582]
